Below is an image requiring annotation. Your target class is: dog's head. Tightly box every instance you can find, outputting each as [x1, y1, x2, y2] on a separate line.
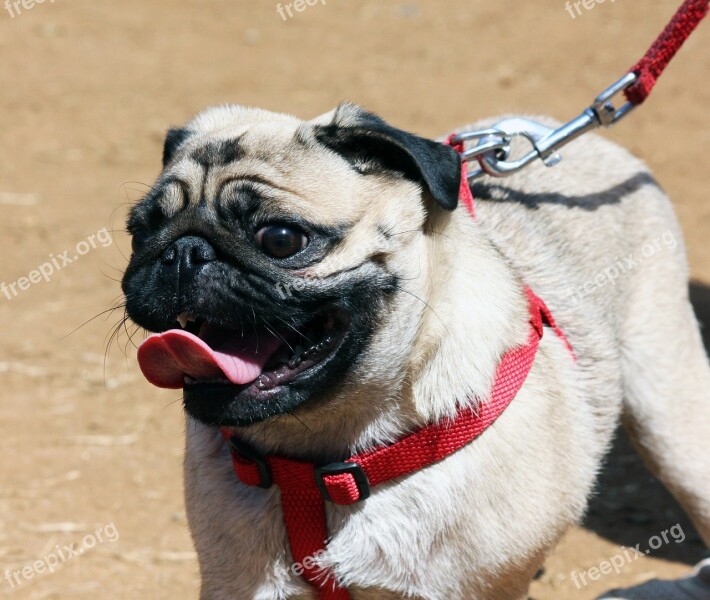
[122, 103, 461, 427]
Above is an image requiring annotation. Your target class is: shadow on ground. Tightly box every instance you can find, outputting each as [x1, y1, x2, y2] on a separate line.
[582, 281, 710, 565]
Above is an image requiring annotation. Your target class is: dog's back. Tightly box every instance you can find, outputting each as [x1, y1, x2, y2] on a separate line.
[466, 118, 710, 557]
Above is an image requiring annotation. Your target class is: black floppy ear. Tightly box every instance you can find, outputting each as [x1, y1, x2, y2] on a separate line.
[313, 104, 461, 210]
[162, 127, 193, 167]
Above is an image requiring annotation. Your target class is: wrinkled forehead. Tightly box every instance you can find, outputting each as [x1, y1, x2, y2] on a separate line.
[161, 119, 374, 226]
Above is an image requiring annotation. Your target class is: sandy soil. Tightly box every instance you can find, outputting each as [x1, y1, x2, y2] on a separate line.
[0, 1, 708, 598]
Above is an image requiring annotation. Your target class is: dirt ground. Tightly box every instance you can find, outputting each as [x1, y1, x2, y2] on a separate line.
[0, 1, 708, 598]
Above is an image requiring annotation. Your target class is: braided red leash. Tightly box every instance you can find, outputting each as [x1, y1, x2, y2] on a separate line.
[452, 0, 708, 182]
[625, 0, 709, 105]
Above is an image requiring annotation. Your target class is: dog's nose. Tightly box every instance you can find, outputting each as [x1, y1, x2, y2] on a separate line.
[160, 236, 216, 289]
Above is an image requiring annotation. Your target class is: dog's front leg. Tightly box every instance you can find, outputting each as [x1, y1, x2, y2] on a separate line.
[185, 422, 316, 600]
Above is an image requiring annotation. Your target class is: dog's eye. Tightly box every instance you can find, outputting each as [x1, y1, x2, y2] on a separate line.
[256, 225, 308, 259]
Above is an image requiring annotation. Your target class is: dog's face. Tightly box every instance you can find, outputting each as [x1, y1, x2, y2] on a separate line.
[122, 103, 460, 427]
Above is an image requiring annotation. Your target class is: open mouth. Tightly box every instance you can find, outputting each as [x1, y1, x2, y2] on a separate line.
[136, 309, 350, 397]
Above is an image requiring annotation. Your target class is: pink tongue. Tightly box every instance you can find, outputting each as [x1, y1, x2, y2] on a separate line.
[137, 327, 283, 389]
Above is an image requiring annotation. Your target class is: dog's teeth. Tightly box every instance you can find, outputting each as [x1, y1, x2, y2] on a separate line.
[286, 344, 305, 369]
[177, 313, 190, 328]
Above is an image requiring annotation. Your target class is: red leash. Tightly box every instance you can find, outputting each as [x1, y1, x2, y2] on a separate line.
[455, 0, 709, 182]
[625, 0, 709, 106]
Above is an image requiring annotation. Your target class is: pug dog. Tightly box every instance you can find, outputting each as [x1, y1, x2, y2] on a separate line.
[121, 103, 710, 600]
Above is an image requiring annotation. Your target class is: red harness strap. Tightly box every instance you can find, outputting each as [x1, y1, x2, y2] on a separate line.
[221, 288, 571, 600]
[445, 133, 476, 219]
[625, 0, 709, 105]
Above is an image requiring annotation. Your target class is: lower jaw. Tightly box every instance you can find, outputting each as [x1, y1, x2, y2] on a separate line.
[183, 383, 305, 427]
[182, 352, 337, 426]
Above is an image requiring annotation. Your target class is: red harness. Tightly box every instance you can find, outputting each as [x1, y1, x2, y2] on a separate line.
[219, 2, 707, 597]
[221, 287, 570, 600]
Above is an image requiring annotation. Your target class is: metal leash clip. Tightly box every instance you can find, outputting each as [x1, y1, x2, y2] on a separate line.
[452, 72, 639, 180]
